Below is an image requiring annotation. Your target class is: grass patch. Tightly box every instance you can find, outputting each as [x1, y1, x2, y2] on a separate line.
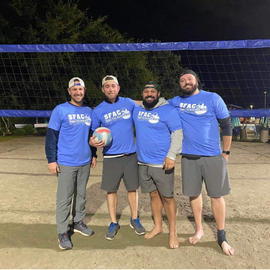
[0, 135, 24, 143]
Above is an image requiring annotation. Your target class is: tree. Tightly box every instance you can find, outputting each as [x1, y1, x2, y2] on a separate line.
[0, 0, 183, 110]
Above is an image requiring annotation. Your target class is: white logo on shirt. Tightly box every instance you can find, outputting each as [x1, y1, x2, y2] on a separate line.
[179, 102, 207, 115]
[68, 114, 91, 126]
[137, 111, 160, 124]
[104, 108, 131, 123]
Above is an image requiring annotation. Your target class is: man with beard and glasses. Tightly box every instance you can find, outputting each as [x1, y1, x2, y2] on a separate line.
[133, 81, 183, 249]
[168, 70, 234, 256]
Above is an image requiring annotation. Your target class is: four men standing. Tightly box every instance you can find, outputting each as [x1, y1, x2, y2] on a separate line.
[46, 71, 234, 255]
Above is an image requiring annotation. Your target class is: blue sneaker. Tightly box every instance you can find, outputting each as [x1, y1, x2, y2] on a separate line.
[105, 222, 120, 240]
[58, 232, 72, 250]
[73, 221, 94, 236]
[130, 218, 146, 235]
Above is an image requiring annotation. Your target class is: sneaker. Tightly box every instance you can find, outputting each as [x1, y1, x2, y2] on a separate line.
[73, 221, 94, 236]
[105, 222, 120, 240]
[130, 218, 146, 235]
[58, 232, 72, 250]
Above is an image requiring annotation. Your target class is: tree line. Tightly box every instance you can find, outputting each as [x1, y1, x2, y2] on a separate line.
[0, 0, 184, 110]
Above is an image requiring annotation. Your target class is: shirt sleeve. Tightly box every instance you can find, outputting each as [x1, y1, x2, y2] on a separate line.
[166, 129, 183, 160]
[166, 108, 182, 132]
[45, 128, 59, 163]
[214, 94, 230, 119]
[91, 109, 100, 131]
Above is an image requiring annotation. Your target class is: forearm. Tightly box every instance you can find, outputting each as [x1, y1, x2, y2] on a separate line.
[166, 129, 183, 160]
[45, 128, 59, 163]
[222, 135, 232, 152]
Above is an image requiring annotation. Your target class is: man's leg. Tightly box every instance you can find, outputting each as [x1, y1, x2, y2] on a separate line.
[161, 195, 179, 249]
[73, 164, 90, 223]
[56, 165, 76, 234]
[127, 190, 138, 220]
[145, 190, 163, 239]
[107, 191, 118, 223]
[211, 196, 234, 256]
[189, 194, 204, 244]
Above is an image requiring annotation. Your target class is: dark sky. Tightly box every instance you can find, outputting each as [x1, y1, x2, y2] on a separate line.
[78, 0, 270, 109]
[80, 0, 270, 42]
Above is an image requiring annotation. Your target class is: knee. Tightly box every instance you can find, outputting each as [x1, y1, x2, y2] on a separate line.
[211, 196, 224, 203]
[149, 190, 159, 200]
[161, 195, 174, 204]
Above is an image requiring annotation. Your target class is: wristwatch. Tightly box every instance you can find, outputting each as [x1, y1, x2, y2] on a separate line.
[222, 151, 230, 155]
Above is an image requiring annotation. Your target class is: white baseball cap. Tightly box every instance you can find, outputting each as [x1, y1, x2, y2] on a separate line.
[68, 77, 85, 88]
[102, 75, 119, 86]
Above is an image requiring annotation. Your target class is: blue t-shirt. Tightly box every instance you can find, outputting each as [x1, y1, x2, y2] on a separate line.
[133, 104, 182, 164]
[91, 97, 137, 155]
[48, 102, 92, 166]
[168, 90, 229, 156]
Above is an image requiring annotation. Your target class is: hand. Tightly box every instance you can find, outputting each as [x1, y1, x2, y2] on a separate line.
[91, 157, 97, 168]
[48, 162, 60, 175]
[89, 135, 105, 148]
[222, 153, 229, 163]
[163, 157, 175, 171]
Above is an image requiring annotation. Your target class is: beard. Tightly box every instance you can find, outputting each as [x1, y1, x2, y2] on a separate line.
[180, 82, 198, 96]
[143, 97, 159, 109]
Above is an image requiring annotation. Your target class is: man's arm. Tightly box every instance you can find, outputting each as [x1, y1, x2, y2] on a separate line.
[45, 128, 60, 174]
[163, 129, 183, 170]
[218, 116, 232, 162]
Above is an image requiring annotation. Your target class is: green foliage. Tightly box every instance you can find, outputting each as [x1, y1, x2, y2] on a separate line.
[22, 124, 35, 135]
[36, 128, 47, 136]
[12, 128, 26, 136]
[0, 0, 184, 110]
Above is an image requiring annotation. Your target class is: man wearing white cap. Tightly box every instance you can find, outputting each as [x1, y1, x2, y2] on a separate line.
[45, 77, 96, 250]
[89, 75, 145, 241]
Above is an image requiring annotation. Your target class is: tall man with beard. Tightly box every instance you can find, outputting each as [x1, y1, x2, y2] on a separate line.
[133, 81, 183, 249]
[168, 70, 234, 256]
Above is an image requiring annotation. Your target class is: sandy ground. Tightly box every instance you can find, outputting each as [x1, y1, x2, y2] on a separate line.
[0, 136, 270, 269]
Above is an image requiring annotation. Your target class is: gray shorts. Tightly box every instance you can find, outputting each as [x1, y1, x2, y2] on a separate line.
[101, 153, 139, 192]
[181, 155, 231, 198]
[139, 165, 175, 197]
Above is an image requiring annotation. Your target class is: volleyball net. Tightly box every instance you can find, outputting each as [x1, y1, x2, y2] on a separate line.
[1, 39, 270, 119]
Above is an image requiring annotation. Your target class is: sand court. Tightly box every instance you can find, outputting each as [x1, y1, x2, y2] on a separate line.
[0, 136, 270, 269]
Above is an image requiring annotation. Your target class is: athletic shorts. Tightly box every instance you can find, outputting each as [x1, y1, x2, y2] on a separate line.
[101, 153, 139, 192]
[139, 165, 175, 197]
[181, 155, 231, 198]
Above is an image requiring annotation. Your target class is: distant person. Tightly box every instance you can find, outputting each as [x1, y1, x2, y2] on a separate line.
[168, 70, 234, 256]
[89, 75, 145, 240]
[45, 77, 96, 250]
[133, 81, 182, 249]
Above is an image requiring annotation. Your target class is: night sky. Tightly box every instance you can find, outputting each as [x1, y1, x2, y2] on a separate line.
[80, 0, 270, 42]
[78, 0, 270, 109]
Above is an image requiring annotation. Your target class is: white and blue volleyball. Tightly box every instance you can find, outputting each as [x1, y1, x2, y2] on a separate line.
[93, 127, 112, 146]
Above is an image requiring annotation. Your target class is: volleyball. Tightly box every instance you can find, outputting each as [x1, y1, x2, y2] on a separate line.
[93, 127, 112, 146]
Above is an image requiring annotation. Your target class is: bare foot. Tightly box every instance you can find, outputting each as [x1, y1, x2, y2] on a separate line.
[189, 229, 204, 244]
[144, 227, 163, 239]
[221, 241, 234, 256]
[169, 233, 179, 249]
